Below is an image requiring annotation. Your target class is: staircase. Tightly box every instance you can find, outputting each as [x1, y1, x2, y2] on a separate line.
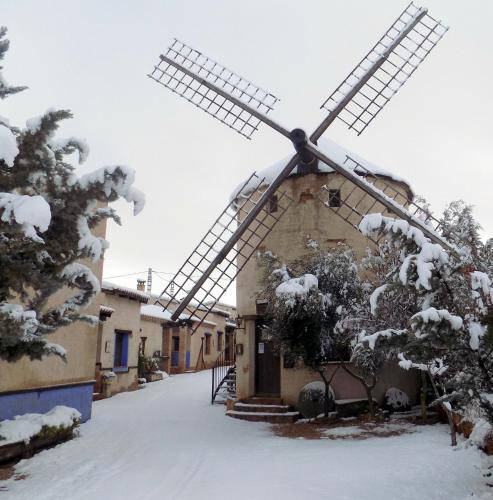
[212, 366, 236, 403]
[226, 397, 299, 423]
[211, 348, 236, 404]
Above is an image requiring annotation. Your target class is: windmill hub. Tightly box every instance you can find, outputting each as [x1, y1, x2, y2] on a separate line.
[289, 128, 318, 173]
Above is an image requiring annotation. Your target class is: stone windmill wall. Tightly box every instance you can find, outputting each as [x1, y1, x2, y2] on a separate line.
[233, 146, 419, 406]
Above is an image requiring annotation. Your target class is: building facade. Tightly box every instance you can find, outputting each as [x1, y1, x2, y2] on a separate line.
[233, 139, 419, 407]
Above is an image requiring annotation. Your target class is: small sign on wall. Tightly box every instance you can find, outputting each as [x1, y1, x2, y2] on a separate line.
[236, 343, 244, 356]
[258, 342, 265, 354]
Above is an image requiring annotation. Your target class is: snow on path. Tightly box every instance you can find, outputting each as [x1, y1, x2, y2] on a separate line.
[1, 370, 487, 500]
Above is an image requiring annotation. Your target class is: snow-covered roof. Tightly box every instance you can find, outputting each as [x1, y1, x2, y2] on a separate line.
[140, 304, 174, 322]
[231, 137, 413, 201]
[99, 305, 114, 316]
[102, 281, 149, 303]
[140, 304, 216, 327]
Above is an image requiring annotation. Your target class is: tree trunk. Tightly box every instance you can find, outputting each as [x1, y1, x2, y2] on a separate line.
[420, 371, 428, 421]
[428, 373, 457, 446]
[340, 362, 377, 420]
[318, 370, 331, 418]
[365, 386, 375, 419]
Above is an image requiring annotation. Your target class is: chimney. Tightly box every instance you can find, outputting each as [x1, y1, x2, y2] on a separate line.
[137, 279, 146, 292]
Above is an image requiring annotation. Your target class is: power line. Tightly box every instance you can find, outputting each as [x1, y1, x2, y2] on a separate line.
[103, 271, 147, 279]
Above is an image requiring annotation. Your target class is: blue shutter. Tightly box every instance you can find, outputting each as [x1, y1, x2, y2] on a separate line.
[121, 333, 129, 367]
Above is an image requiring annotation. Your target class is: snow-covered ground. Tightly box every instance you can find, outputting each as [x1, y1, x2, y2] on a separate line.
[1, 370, 489, 500]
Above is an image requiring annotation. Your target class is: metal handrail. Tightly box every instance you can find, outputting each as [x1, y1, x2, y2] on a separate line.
[211, 347, 236, 404]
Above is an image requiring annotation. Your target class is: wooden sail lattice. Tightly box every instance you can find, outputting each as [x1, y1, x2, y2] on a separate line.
[319, 155, 459, 246]
[148, 39, 280, 139]
[320, 2, 448, 136]
[155, 172, 293, 332]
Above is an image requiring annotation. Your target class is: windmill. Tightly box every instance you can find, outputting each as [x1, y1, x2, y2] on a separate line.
[148, 2, 452, 333]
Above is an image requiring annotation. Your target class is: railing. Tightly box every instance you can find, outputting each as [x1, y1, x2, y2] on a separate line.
[211, 347, 236, 404]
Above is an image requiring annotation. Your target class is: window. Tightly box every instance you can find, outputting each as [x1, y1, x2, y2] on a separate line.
[268, 195, 278, 213]
[328, 189, 341, 208]
[114, 331, 130, 371]
[217, 331, 223, 352]
[205, 334, 211, 355]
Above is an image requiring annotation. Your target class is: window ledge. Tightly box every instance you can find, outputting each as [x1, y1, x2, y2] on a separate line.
[113, 367, 129, 373]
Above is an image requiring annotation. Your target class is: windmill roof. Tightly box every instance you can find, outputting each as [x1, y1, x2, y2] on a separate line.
[230, 137, 413, 201]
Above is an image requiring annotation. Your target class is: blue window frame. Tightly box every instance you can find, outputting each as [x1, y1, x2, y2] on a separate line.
[114, 330, 130, 372]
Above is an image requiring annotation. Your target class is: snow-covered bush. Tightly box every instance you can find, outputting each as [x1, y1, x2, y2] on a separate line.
[0, 405, 80, 446]
[298, 381, 335, 419]
[0, 28, 145, 361]
[384, 387, 411, 412]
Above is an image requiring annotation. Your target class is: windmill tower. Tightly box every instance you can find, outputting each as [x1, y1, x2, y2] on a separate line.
[149, 3, 454, 403]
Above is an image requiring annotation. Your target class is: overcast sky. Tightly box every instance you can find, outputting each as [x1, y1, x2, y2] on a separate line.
[2, 0, 492, 305]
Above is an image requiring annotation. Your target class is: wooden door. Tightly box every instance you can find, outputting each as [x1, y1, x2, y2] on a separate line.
[255, 320, 280, 395]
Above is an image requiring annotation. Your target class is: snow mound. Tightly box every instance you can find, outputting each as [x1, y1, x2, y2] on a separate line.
[0, 406, 80, 446]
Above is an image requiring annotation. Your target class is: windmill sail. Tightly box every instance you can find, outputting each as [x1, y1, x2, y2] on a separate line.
[318, 155, 461, 246]
[150, 3, 451, 331]
[304, 142, 456, 252]
[312, 2, 448, 140]
[148, 39, 280, 139]
[155, 171, 293, 333]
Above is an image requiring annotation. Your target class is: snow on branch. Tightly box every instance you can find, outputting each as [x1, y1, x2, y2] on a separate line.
[411, 307, 463, 332]
[77, 215, 108, 261]
[49, 136, 89, 164]
[76, 165, 145, 215]
[0, 123, 18, 167]
[0, 303, 38, 336]
[358, 328, 406, 350]
[470, 271, 493, 303]
[359, 213, 449, 290]
[398, 353, 448, 376]
[467, 319, 486, 351]
[0, 193, 51, 241]
[57, 263, 101, 313]
[369, 283, 387, 315]
[275, 273, 318, 307]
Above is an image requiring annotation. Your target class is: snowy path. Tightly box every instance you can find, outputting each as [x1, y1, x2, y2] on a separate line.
[1, 370, 487, 500]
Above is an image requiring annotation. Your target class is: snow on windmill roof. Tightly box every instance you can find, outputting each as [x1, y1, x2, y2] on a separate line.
[230, 137, 413, 201]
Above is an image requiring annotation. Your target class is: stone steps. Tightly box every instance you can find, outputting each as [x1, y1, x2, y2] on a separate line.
[233, 402, 291, 414]
[226, 397, 299, 423]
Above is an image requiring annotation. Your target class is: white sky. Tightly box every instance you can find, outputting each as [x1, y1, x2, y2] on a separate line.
[2, 0, 492, 305]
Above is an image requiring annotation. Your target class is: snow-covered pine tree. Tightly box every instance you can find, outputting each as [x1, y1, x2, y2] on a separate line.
[358, 213, 493, 445]
[0, 27, 145, 361]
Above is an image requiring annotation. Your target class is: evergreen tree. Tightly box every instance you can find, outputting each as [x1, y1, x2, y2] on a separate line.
[359, 213, 493, 445]
[0, 28, 145, 361]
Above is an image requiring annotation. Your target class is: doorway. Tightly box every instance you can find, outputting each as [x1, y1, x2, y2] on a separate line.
[255, 320, 280, 395]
